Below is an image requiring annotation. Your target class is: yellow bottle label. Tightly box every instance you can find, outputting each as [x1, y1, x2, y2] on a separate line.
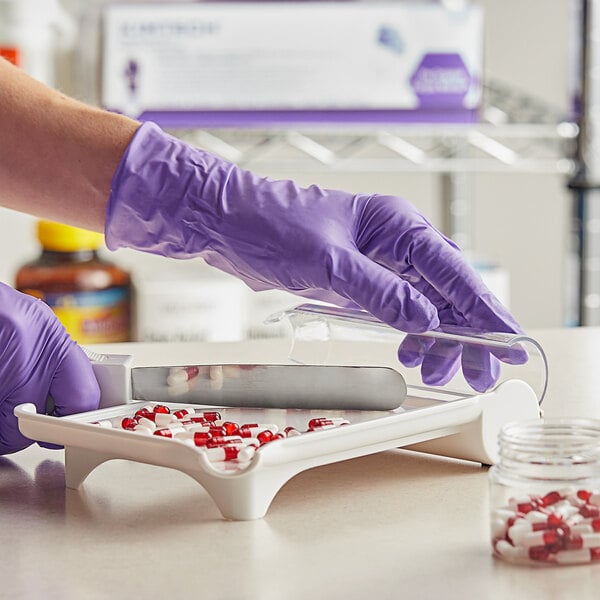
[35, 288, 131, 344]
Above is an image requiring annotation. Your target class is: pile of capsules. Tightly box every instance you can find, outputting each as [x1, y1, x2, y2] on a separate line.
[492, 487, 600, 565]
[92, 403, 350, 465]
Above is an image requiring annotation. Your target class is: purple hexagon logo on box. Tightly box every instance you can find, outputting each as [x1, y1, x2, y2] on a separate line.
[410, 53, 473, 108]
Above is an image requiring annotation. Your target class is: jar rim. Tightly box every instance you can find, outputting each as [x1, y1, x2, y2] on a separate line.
[498, 418, 600, 463]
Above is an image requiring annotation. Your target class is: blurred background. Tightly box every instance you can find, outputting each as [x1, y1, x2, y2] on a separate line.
[0, 0, 582, 343]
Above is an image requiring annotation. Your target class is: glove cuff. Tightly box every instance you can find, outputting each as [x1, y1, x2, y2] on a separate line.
[105, 121, 228, 258]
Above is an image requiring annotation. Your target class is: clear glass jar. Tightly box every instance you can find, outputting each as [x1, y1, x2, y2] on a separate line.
[489, 419, 600, 566]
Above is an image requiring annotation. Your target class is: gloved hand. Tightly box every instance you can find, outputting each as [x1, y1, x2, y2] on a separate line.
[106, 122, 524, 390]
[0, 283, 100, 454]
[395, 326, 527, 393]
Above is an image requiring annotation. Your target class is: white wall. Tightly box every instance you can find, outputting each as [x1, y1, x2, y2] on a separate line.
[0, 0, 575, 330]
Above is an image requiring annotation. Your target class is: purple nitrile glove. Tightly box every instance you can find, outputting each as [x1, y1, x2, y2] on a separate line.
[106, 122, 524, 390]
[0, 283, 100, 454]
[396, 328, 527, 394]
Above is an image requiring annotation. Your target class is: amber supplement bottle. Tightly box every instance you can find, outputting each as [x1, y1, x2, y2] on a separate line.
[16, 220, 132, 343]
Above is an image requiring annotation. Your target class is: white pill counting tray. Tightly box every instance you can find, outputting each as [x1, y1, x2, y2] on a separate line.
[16, 379, 540, 520]
[15, 306, 547, 520]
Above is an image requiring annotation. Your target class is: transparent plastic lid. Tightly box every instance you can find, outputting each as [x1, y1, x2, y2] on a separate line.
[267, 303, 548, 405]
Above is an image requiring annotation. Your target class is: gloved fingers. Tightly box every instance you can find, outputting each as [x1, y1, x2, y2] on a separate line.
[329, 249, 440, 333]
[356, 197, 467, 315]
[487, 341, 529, 365]
[388, 243, 528, 366]
[0, 286, 99, 455]
[37, 344, 100, 450]
[420, 339, 463, 387]
[461, 343, 502, 393]
[363, 230, 522, 342]
[0, 345, 97, 455]
[397, 335, 436, 368]
[334, 253, 529, 370]
[418, 299, 528, 368]
[410, 236, 522, 334]
[49, 342, 100, 417]
[375, 257, 526, 369]
[360, 203, 524, 334]
[0, 362, 57, 455]
[423, 300, 528, 367]
[397, 336, 516, 394]
[434, 306, 528, 367]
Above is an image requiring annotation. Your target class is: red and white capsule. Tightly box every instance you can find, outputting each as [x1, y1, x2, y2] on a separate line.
[121, 417, 138, 430]
[172, 408, 194, 420]
[137, 416, 156, 430]
[238, 425, 274, 438]
[206, 436, 244, 448]
[195, 411, 221, 422]
[154, 413, 177, 427]
[283, 426, 301, 437]
[308, 417, 350, 431]
[204, 445, 255, 462]
[153, 427, 184, 438]
[174, 431, 213, 446]
[493, 487, 600, 565]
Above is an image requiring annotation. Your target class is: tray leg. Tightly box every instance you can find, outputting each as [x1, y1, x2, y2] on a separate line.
[185, 468, 291, 521]
[404, 380, 541, 465]
[64, 446, 114, 489]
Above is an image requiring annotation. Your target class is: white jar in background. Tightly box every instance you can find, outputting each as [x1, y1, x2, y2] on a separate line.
[0, 0, 75, 86]
[133, 269, 247, 343]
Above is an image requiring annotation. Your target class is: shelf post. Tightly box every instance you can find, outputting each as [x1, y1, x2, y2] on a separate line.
[573, 0, 600, 325]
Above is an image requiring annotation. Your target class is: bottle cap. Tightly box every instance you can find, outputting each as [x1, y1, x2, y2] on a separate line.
[37, 220, 104, 252]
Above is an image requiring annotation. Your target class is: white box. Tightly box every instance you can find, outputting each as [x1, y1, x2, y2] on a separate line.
[133, 271, 246, 343]
[102, 1, 483, 125]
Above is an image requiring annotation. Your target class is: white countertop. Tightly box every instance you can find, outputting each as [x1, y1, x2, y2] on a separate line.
[2, 329, 600, 599]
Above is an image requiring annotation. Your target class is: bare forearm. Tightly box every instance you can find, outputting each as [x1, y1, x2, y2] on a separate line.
[0, 58, 139, 232]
